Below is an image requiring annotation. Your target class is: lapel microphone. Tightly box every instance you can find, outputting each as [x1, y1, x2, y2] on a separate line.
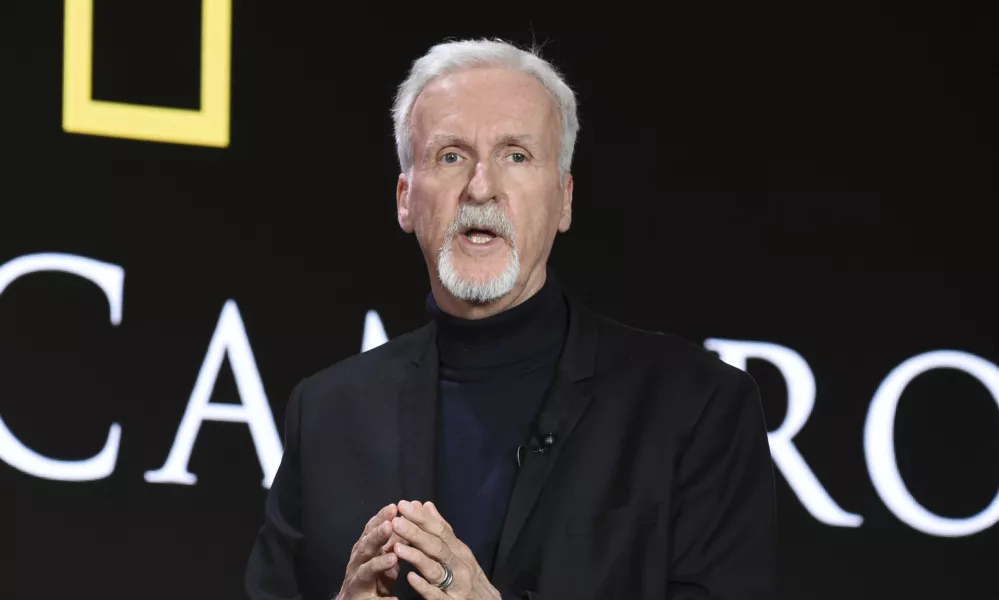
[516, 381, 566, 468]
[516, 432, 558, 468]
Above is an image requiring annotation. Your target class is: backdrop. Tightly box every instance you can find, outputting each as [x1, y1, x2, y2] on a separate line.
[1, 3, 997, 599]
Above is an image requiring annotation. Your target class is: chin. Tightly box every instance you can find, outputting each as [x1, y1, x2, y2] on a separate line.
[437, 248, 520, 305]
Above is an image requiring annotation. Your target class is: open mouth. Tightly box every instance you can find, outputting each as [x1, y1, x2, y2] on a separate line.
[461, 227, 499, 245]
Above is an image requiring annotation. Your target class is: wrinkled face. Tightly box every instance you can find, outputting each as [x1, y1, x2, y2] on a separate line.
[397, 67, 573, 315]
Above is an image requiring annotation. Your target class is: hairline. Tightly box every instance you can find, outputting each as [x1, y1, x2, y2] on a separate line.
[392, 39, 579, 179]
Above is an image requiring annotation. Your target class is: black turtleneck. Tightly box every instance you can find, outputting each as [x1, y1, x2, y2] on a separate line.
[427, 271, 568, 579]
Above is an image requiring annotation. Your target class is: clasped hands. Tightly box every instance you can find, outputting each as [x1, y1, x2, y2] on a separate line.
[335, 500, 502, 600]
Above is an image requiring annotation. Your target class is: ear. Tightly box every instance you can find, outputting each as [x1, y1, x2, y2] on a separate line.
[397, 172, 414, 233]
[557, 173, 574, 232]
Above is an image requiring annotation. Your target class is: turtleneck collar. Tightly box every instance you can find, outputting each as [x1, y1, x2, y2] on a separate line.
[426, 269, 569, 376]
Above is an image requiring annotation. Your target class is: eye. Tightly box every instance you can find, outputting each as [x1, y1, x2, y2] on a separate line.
[441, 152, 461, 164]
[509, 152, 528, 163]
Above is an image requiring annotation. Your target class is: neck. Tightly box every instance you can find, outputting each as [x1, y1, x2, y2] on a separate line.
[427, 268, 567, 372]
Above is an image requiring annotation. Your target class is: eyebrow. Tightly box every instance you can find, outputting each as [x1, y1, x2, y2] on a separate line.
[496, 133, 537, 148]
[425, 133, 538, 152]
[426, 134, 468, 152]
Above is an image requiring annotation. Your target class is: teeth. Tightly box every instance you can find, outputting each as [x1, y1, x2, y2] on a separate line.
[468, 235, 491, 244]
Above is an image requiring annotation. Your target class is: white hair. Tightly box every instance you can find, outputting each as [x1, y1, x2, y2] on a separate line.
[392, 38, 580, 176]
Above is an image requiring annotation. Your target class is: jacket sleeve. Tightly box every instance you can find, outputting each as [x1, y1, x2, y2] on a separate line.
[245, 380, 306, 600]
[667, 366, 778, 599]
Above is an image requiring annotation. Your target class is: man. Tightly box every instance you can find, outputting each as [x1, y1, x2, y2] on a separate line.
[245, 38, 777, 600]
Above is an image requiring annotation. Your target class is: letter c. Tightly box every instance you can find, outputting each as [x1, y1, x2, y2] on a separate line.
[0, 253, 123, 481]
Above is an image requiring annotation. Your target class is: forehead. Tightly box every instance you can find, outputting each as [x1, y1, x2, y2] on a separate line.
[410, 67, 560, 145]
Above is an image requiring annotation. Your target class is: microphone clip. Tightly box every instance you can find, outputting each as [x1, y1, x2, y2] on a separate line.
[516, 433, 558, 468]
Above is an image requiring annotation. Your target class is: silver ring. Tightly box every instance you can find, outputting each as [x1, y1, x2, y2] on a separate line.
[436, 563, 454, 590]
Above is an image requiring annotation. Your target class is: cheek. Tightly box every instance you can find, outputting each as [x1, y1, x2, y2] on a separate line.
[510, 212, 548, 257]
[410, 183, 453, 242]
[512, 190, 563, 248]
[411, 204, 439, 247]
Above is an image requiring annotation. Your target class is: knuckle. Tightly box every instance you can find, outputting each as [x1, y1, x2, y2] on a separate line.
[433, 541, 449, 562]
[354, 560, 372, 582]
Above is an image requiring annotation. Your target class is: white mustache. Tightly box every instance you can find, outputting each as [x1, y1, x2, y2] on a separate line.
[445, 204, 516, 242]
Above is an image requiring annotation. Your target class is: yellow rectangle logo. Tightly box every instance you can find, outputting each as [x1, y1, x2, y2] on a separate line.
[62, 0, 231, 147]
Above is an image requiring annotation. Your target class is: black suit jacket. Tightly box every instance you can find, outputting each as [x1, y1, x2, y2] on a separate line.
[245, 292, 777, 599]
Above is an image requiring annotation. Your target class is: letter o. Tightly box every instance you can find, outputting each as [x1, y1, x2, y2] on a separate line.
[864, 350, 999, 537]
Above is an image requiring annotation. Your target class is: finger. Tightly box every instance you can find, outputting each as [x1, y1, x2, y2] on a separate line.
[356, 521, 394, 562]
[348, 521, 392, 572]
[362, 508, 385, 535]
[399, 500, 453, 543]
[393, 542, 449, 590]
[392, 516, 453, 565]
[353, 552, 398, 585]
[423, 502, 454, 534]
[377, 558, 402, 597]
[363, 503, 398, 535]
[381, 531, 406, 554]
[406, 570, 449, 600]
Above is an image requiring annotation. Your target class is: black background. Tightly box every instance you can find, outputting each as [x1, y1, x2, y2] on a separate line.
[1, 3, 997, 599]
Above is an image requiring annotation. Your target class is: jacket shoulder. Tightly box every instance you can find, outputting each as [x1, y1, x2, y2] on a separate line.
[298, 321, 433, 396]
[591, 314, 761, 437]
[594, 313, 747, 388]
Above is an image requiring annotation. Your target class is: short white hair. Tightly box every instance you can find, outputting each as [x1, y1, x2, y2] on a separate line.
[392, 38, 580, 176]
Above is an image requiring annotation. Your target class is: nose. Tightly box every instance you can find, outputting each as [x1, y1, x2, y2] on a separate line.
[465, 160, 496, 204]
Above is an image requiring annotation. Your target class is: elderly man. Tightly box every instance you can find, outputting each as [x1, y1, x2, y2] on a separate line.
[245, 38, 777, 600]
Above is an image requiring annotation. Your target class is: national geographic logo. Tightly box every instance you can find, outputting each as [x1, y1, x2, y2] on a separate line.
[62, 0, 232, 147]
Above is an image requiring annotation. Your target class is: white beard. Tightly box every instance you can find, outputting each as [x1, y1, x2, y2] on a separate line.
[436, 204, 520, 304]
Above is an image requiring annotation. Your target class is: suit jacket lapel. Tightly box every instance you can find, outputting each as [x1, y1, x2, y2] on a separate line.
[493, 293, 600, 575]
[397, 323, 439, 505]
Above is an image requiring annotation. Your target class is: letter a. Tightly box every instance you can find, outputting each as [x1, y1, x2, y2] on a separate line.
[361, 309, 388, 352]
[145, 300, 281, 488]
[705, 338, 864, 527]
